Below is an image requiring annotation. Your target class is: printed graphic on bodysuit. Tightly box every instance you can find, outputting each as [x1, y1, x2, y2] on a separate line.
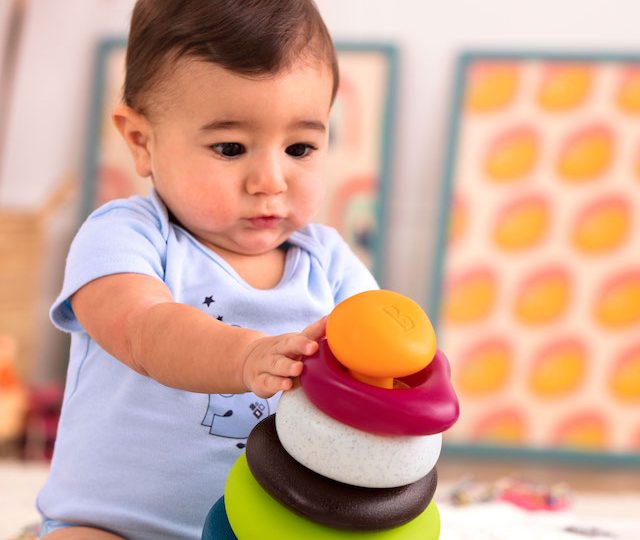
[201, 294, 224, 321]
[200, 301, 268, 447]
[201, 393, 270, 440]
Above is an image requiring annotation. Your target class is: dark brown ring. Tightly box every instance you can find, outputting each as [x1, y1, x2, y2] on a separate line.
[246, 414, 438, 531]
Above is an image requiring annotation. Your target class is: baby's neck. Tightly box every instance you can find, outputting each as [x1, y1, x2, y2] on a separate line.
[212, 244, 288, 290]
[168, 211, 288, 289]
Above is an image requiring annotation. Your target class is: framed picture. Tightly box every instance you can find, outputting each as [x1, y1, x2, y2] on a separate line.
[83, 39, 397, 281]
[432, 51, 640, 464]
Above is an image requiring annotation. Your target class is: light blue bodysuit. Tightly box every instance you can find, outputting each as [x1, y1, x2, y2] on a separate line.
[37, 190, 377, 539]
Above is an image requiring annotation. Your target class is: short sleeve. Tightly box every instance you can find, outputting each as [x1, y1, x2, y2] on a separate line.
[50, 196, 169, 333]
[325, 229, 379, 303]
[291, 224, 379, 304]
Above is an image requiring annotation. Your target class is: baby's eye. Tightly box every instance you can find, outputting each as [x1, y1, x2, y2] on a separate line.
[211, 143, 246, 158]
[285, 143, 316, 158]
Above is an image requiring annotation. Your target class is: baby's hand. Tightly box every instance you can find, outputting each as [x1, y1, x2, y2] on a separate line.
[241, 317, 326, 398]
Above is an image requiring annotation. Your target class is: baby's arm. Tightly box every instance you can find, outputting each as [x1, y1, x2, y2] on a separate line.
[71, 273, 325, 398]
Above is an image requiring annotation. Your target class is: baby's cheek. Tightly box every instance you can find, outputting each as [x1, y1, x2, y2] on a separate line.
[296, 185, 326, 223]
[200, 199, 236, 226]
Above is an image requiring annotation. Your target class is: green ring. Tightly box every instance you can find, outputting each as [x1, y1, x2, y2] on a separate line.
[225, 453, 440, 539]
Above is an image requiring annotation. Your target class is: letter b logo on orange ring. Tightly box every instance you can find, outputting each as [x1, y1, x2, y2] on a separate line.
[326, 290, 437, 379]
[382, 305, 415, 332]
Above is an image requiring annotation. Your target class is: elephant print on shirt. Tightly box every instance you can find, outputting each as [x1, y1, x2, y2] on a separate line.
[201, 393, 270, 439]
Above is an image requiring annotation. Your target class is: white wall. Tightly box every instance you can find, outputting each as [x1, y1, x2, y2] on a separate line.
[0, 1, 14, 95]
[0, 0, 132, 208]
[1, 0, 639, 309]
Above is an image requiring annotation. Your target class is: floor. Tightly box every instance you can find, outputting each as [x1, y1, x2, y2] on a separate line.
[2, 456, 639, 540]
[436, 456, 640, 539]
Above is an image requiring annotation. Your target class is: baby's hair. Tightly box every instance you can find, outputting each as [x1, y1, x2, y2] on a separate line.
[124, 0, 339, 114]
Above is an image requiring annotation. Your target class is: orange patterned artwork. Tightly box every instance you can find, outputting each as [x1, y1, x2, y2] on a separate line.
[435, 54, 640, 460]
[85, 40, 396, 278]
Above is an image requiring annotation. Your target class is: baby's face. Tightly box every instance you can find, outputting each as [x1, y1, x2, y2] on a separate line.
[145, 58, 333, 256]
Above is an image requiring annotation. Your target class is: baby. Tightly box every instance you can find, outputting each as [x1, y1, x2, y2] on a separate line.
[36, 1, 377, 538]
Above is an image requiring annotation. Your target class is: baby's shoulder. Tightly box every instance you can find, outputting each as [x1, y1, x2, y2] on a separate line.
[289, 223, 350, 262]
[291, 223, 343, 248]
[84, 192, 169, 237]
[89, 193, 161, 222]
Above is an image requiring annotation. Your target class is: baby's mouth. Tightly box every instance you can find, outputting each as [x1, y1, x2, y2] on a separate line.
[247, 216, 283, 229]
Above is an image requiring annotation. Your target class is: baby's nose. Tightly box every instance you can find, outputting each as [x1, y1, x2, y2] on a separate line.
[246, 155, 287, 195]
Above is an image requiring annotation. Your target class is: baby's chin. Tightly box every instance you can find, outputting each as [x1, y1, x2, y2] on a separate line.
[239, 226, 299, 253]
[208, 233, 293, 258]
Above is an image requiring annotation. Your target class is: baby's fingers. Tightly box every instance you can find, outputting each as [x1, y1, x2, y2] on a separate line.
[301, 316, 327, 343]
[267, 353, 303, 377]
[276, 333, 319, 359]
[254, 373, 294, 398]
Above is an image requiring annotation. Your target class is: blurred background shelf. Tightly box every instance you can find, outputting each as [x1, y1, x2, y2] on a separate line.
[0, 179, 77, 383]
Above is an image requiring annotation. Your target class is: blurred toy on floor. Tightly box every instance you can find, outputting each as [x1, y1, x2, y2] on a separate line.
[0, 333, 63, 462]
[445, 475, 571, 511]
[0, 336, 28, 457]
[21, 383, 63, 461]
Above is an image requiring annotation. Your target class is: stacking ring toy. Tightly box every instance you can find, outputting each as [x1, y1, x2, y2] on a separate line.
[247, 414, 438, 529]
[276, 386, 442, 488]
[201, 496, 237, 540]
[299, 339, 459, 436]
[326, 290, 437, 388]
[225, 453, 441, 540]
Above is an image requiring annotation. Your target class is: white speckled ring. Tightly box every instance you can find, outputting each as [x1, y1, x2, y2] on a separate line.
[275, 385, 442, 488]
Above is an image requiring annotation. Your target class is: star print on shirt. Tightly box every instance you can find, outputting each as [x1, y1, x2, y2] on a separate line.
[203, 296, 215, 307]
[216, 315, 224, 321]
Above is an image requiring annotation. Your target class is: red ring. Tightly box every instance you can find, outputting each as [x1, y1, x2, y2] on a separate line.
[299, 340, 459, 436]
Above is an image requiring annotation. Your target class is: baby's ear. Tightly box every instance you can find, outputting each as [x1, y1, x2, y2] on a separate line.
[112, 104, 153, 178]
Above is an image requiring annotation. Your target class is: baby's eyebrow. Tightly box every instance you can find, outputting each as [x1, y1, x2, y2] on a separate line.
[198, 119, 326, 132]
[199, 119, 247, 131]
[290, 120, 326, 132]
